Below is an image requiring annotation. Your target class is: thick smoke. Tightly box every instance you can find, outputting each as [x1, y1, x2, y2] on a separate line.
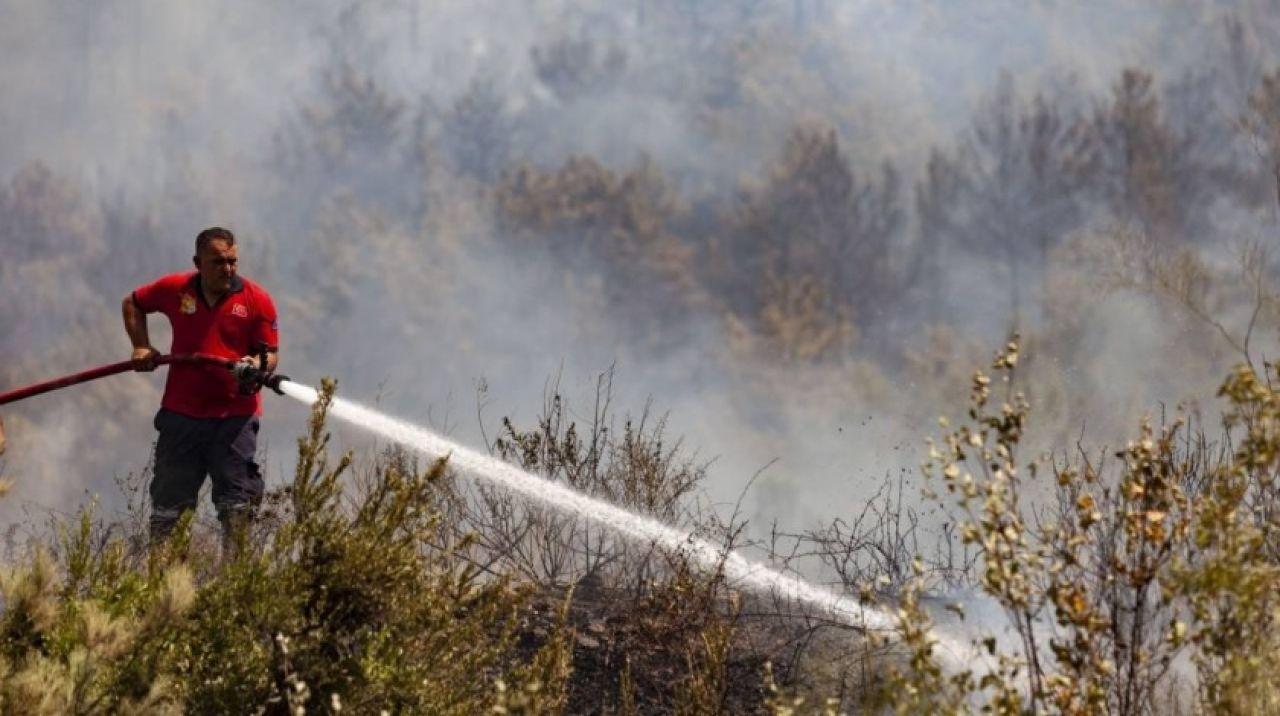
[1, 0, 1278, 544]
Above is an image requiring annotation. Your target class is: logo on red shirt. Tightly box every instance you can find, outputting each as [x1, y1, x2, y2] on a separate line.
[179, 294, 197, 315]
[231, 304, 248, 318]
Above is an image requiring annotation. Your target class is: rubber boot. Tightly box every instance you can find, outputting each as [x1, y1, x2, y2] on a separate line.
[149, 508, 185, 546]
[218, 506, 254, 559]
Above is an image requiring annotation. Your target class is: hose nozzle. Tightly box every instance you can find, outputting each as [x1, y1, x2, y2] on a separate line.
[263, 373, 289, 395]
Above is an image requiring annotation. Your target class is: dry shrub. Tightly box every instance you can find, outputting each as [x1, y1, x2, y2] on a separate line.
[462, 369, 705, 594]
[874, 338, 1280, 715]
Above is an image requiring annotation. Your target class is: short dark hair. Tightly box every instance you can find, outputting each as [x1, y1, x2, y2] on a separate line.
[195, 226, 236, 255]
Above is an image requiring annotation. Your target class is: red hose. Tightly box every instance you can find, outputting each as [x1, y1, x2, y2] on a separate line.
[0, 354, 234, 407]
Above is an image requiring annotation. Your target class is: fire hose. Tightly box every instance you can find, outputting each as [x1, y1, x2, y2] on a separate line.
[0, 353, 289, 407]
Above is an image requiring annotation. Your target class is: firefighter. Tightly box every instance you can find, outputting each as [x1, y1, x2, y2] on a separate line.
[122, 227, 280, 545]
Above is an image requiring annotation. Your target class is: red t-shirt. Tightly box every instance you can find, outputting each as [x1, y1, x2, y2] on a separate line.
[133, 272, 279, 418]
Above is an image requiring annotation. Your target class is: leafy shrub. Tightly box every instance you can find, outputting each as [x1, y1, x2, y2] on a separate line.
[0, 379, 574, 714]
[877, 339, 1280, 714]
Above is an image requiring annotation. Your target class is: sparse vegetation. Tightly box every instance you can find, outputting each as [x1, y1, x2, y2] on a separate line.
[6, 1, 1280, 712]
[8, 337, 1280, 712]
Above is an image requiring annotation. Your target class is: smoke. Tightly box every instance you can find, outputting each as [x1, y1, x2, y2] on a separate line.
[2, 0, 1278, 548]
[0, 1, 1249, 185]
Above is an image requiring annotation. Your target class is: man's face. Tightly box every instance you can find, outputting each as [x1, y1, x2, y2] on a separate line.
[194, 239, 238, 294]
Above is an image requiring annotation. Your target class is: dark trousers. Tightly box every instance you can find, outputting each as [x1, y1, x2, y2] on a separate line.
[149, 408, 263, 542]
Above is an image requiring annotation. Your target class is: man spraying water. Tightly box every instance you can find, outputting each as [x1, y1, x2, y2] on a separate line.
[121, 226, 280, 544]
[3, 245, 973, 666]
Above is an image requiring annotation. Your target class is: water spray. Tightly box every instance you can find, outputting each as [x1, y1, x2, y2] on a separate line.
[277, 379, 974, 669]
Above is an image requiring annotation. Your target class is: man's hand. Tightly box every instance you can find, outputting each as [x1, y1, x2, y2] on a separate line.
[131, 346, 159, 372]
[232, 354, 266, 383]
[122, 295, 155, 370]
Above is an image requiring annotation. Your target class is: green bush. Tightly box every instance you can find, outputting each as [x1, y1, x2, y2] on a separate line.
[0, 379, 573, 714]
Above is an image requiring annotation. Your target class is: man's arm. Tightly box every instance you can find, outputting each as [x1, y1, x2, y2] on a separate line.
[249, 289, 280, 374]
[121, 294, 158, 371]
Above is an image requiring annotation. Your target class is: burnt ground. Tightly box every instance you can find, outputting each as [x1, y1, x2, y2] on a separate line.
[513, 584, 888, 714]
